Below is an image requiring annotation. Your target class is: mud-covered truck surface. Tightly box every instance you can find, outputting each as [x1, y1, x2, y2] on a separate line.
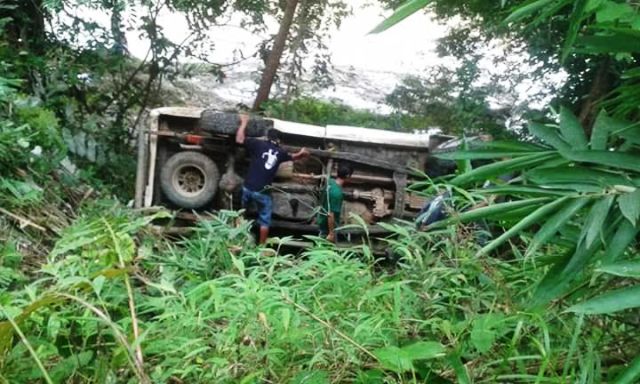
[134, 107, 452, 234]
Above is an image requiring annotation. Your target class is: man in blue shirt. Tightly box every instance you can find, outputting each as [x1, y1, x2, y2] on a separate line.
[235, 114, 309, 244]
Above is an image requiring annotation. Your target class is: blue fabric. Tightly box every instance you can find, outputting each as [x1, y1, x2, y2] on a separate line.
[242, 186, 273, 227]
[416, 192, 450, 228]
[243, 138, 292, 192]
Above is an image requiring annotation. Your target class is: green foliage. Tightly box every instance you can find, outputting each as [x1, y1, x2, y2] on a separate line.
[435, 109, 640, 305]
[1, 203, 635, 382]
[263, 97, 432, 131]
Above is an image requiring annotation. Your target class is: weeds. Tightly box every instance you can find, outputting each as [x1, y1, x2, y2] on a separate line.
[1, 205, 637, 383]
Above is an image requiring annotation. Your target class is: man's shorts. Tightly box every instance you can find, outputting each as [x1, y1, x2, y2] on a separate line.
[241, 187, 272, 227]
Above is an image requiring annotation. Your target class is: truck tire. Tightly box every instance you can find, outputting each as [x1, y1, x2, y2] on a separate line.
[199, 110, 273, 137]
[160, 151, 219, 209]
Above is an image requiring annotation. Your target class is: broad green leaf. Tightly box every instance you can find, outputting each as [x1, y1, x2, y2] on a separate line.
[355, 370, 386, 384]
[479, 186, 575, 197]
[495, 205, 540, 222]
[575, 33, 640, 53]
[561, 0, 589, 63]
[373, 346, 414, 373]
[526, 197, 590, 257]
[437, 150, 540, 160]
[401, 341, 446, 360]
[449, 152, 557, 186]
[559, 107, 588, 149]
[563, 150, 640, 172]
[447, 353, 471, 384]
[533, 236, 602, 306]
[479, 140, 548, 152]
[596, 1, 634, 23]
[470, 313, 506, 353]
[582, 195, 615, 248]
[526, 166, 637, 188]
[601, 220, 640, 264]
[597, 260, 640, 278]
[586, 0, 606, 13]
[619, 188, 640, 226]
[566, 285, 640, 314]
[369, 0, 432, 34]
[613, 354, 640, 384]
[590, 110, 613, 150]
[290, 370, 330, 384]
[528, 122, 571, 151]
[50, 351, 94, 382]
[477, 197, 569, 257]
[504, 0, 556, 23]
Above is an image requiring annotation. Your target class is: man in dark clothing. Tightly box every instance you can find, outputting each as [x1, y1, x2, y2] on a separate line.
[317, 163, 353, 242]
[235, 114, 309, 244]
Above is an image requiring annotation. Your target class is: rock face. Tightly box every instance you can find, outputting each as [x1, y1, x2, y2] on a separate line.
[162, 59, 404, 113]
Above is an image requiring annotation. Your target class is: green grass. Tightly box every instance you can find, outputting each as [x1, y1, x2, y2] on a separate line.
[1, 206, 637, 383]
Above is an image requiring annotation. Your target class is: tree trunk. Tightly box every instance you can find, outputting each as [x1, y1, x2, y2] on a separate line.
[252, 0, 300, 111]
[578, 57, 611, 136]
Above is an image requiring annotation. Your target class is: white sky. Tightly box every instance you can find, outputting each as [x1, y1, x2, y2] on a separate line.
[116, 1, 450, 73]
[64, 2, 563, 113]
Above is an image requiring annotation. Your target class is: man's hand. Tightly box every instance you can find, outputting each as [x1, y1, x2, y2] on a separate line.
[326, 231, 335, 243]
[292, 147, 310, 161]
[235, 113, 250, 144]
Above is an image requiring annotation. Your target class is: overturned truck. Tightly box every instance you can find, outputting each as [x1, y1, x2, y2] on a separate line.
[134, 107, 451, 234]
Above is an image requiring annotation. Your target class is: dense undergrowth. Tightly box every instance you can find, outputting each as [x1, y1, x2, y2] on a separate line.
[1, 202, 637, 383]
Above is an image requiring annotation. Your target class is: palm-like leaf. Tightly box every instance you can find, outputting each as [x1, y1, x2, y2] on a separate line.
[430, 108, 639, 306]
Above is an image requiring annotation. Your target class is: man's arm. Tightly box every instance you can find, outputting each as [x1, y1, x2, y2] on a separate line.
[290, 147, 310, 161]
[326, 212, 336, 242]
[235, 114, 250, 144]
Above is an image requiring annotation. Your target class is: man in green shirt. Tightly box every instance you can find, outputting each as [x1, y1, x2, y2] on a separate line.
[317, 163, 353, 242]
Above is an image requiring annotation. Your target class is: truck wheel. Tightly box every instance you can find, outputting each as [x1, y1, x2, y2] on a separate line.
[160, 151, 219, 209]
[199, 110, 273, 137]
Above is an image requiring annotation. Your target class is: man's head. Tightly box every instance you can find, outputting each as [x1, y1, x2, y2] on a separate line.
[267, 129, 280, 143]
[337, 163, 354, 180]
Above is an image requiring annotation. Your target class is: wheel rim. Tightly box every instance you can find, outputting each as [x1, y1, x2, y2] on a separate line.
[172, 164, 206, 197]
